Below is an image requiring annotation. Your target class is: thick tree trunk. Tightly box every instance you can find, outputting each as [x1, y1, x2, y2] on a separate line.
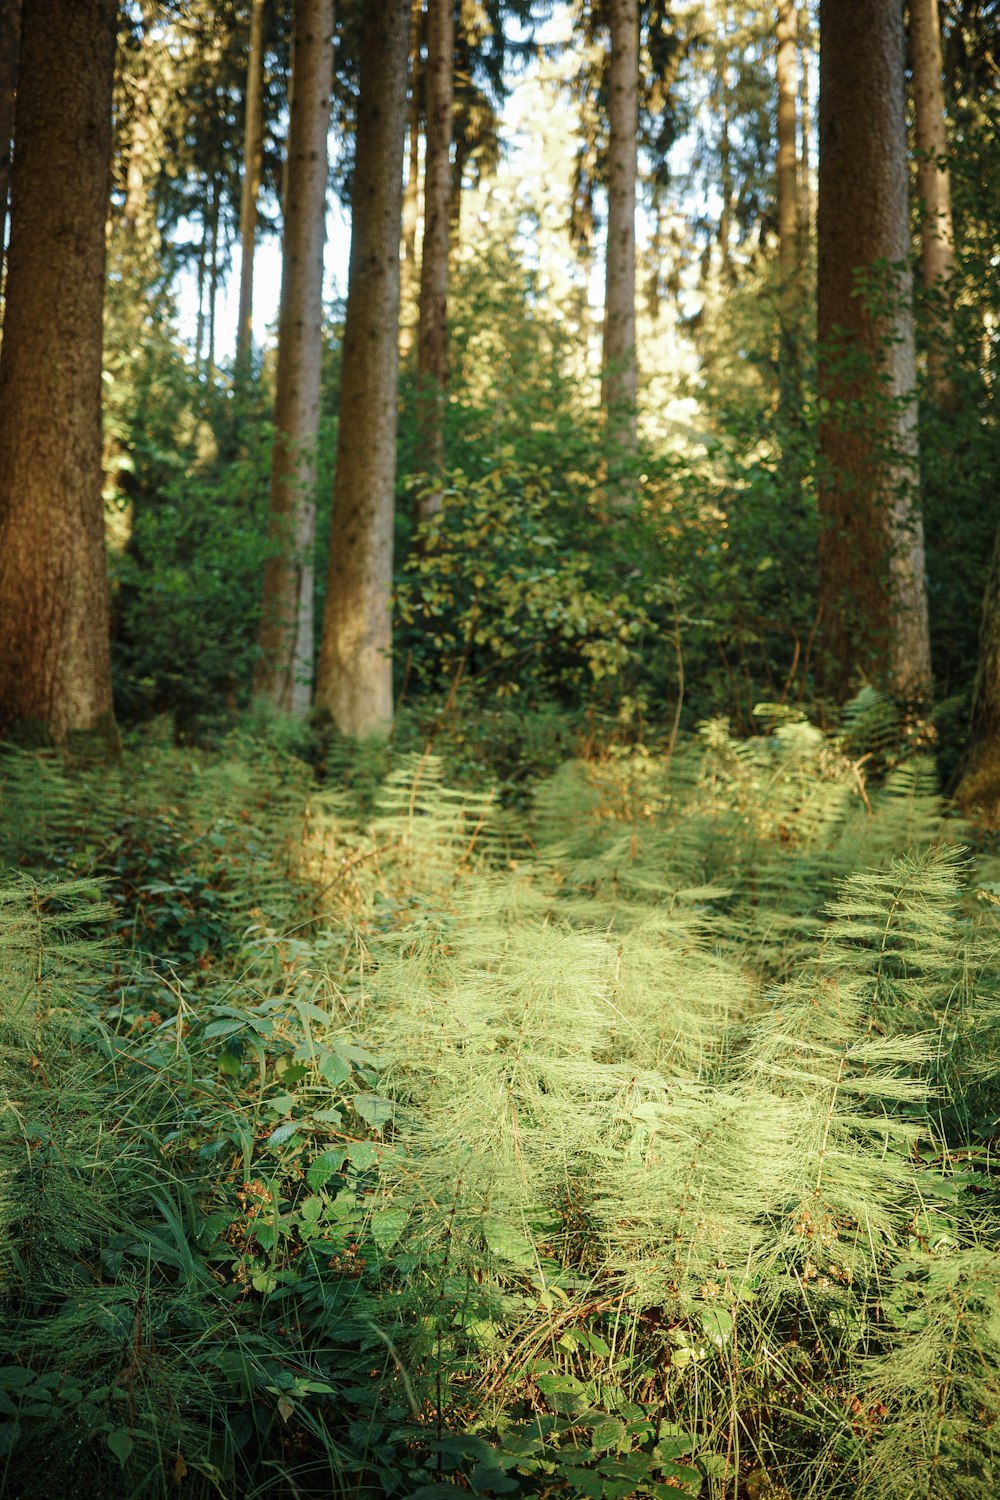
[399, 0, 422, 361]
[415, 0, 452, 526]
[254, 0, 332, 716]
[0, 0, 118, 752]
[909, 0, 955, 401]
[602, 0, 638, 451]
[816, 0, 931, 703]
[314, 0, 408, 740]
[236, 0, 265, 372]
[0, 0, 22, 286]
[957, 524, 1000, 821]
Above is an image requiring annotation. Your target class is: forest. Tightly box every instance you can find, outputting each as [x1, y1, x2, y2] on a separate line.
[0, 0, 999, 1495]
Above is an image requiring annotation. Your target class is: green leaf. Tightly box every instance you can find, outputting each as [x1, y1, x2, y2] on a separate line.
[483, 1220, 536, 1267]
[319, 1051, 353, 1087]
[352, 1093, 395, 1128]
[370, 1208, 408, 1249]
[590, 1416, 626, 1452]
[307, 1150, 347, 1190]
[107, 1427, 134, 1466]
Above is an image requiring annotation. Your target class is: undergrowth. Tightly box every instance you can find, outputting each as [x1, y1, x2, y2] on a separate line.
[1, 703, 999, 1498]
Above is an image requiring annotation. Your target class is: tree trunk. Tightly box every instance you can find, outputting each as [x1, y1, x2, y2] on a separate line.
[0, 0, 22, 290]
[602, 0, 638, 452]
[399, 0, 422, 360]
[816, 0, 931, 703]
[195, 217, 207, 374]
[254, 0, 332, 716]
[314, 0, 408, 740]
[122, 3, 154, 236]
[415, 0, 452, 527]
[909, 0, 955, 401]
[776, 0, 800, 409]
[236, 0, 265, 372]
[797, 2, 812, 253]
[956, 523, 1000, 821]
[776, 0, 798, 279]
[207, 173, 220, 381]
[0, 0, 118, 752]
[449, 126, 464, 251]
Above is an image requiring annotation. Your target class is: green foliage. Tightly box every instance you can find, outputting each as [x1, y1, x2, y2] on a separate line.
[6, 712, 1000, 1497]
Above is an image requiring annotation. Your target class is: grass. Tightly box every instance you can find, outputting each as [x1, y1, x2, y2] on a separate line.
[1, 706, 999, 1498]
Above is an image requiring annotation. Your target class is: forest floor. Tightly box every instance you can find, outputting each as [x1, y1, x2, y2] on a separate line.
[2, 707, 1000, 1500]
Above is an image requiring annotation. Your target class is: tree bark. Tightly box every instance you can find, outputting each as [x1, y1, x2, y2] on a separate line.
[602, 0, 638, 452]
[909, 0, 955, 401]
[776, 0, 798, 280]
[415, 0, 452, 526]
[776, 0, 800, 409]
[816, 0, 931, 703]
[0, 0, 118, 752]
[797, 2, 812, 253]
[207, 172, 220, 381]
[956, 523, 1000, 821]
[399, 0, 422, 361]
[254, 0, 332, 717]
[314, 0, 408, 740]
[236, 0, 265, 372]
[0, 0, 22, 291]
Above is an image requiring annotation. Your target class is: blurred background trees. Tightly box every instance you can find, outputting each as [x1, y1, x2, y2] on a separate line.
[0, 0, 995, 797]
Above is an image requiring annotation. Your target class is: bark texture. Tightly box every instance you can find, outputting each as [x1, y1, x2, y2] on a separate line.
[415, 0, 452, 524]
[776, 0, 798, 280]
[956, 522, 1000, 822]
[816, 0, 931, 702]
[236, 0, 265, 370]
[776, 0, 800, 410]
[0, 0, 21, 280]
[254, 0, 332, 717]
[314, 0, 408, 739]
[0, 0, 118, 751]
[797, 2, 812, 248]
[601, 0, 638, 448]
[399, 0, 422, 360]
[909, 0, 954, 403]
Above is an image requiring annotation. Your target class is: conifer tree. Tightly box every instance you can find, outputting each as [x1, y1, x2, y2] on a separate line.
[957, 529, 1000, 821]
[602, 0, 638, 453]
[254, 0, 332, 717]
[415, 0, 453, 525]
[909, 0, 955, 404]
[236, 0, 266, 372]
[0, 0, 20, 295]
[315, 0, 408, 739]
[816, 0, 931, 702]
[0, 0, 118, 752]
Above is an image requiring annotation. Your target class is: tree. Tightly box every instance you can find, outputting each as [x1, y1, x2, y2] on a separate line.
[776, 0, 799, 403]
[956, 527, 1000, 819]
[909, 0, 955, 402]
[815, 0, 931, 702]
[314, 0, 408, 739]
[602, 0, 638, 451]
[0, 0, 118, 751]
[415, 0, 453, 526]
[0, 0, 20, 297]
[254, 0, 332, 716]
[236, 0, 265, 371]
[399, 0, 423, 360]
